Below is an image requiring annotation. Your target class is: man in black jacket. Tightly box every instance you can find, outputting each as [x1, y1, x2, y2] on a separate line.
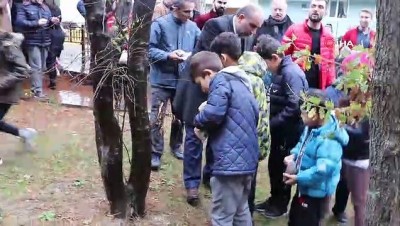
[255, 34, 308, 218]
[173, 4, 264, 206]
[253, 0, 293, 44]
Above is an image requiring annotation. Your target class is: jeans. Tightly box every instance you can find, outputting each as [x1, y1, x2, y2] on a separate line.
[149, 87, 183, 156]
[26, 46, 48, 93]
[210, 175, 253, 226]
[183, 125, 203, 189]
[0, 103, 19, 136]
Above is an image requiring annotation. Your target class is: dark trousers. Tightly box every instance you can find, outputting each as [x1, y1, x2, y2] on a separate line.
[0, 103, 19, 136]
[249, 164, 258, 216]
[149, 87, 183, 156]
[288, 189, 329, 226]
[332, 166, 349, 215]
[268, 127, 302, 210]
[183, 125, 213, 189]
[46, 47, 62, 84]
[183, 124, 203, 189]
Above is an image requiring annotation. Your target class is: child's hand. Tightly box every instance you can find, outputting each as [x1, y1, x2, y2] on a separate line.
[283, 173, 297, 185]
[284, 154, 295, 165]
[194, 128, 207, 141]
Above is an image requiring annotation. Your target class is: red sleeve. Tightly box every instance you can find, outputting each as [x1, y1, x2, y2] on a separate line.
[195, 15, 205, 29]
[282, 25, 296, 56]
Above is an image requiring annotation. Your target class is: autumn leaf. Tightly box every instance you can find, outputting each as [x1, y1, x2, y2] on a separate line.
[277, 43, 291, 54]
[314, 54, 322, 64]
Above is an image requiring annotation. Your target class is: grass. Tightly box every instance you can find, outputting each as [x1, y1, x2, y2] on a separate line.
[0, 102, 352, 225]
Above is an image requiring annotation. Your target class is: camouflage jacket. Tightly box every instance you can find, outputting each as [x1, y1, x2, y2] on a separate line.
[238, 51, 271, 161]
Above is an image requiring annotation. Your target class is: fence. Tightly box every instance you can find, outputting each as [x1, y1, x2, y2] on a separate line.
[63, 25, 88, 75]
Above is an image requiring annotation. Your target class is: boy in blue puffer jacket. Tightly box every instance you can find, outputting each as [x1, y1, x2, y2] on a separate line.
[283, 89, 349, 226]
[190, 51, 259, 225]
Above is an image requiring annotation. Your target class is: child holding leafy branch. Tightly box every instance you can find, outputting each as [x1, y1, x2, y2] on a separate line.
[283, 89, 349, 226]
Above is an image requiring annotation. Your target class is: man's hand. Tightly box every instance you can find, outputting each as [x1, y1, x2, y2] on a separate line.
[38, 18, 48, 26]
[284, 154, 295, 165]
[168, 50, 184, 62]
[283, 173, 297, 185]
[50, 17, 60, 24]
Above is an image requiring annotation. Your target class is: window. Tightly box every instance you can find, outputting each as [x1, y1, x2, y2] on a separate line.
[328, 0, 349, 18]
[301, 3, 308, 9]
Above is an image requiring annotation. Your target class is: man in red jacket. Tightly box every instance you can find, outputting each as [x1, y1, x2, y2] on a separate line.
[341, 9, 375, 49]
[282, 0, 335, 90]
[194, 0, 227, 29]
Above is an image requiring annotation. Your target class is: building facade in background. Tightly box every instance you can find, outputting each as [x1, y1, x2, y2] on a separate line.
[204, 0, 376, 37]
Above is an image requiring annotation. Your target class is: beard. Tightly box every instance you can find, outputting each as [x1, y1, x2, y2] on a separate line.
[215, 7, 225, 16]
[309, 13, 323, 23]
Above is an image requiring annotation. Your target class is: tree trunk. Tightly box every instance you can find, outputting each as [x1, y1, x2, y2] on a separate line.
[366, 0, 400, 225]
[126, 0, 156, 218]
[84, 0, 126, 218]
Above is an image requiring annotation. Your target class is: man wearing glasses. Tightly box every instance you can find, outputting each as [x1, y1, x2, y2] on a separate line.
[194, 0, 227, 30]
[173, 4, 264, 206]
[148, 0, 200, 171]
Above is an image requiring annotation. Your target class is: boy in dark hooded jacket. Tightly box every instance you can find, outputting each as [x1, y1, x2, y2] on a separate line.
[0, 31, 38, 164]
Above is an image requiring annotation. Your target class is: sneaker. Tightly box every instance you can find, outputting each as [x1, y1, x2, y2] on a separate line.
[33, 92, 49, 102]
[171, 149, 183, 160]
[186, 189, 200, 206]
[19, 128, 38, 151]
[333, 211, 348, 224]
[151, 154, 161, 171]
[261, 205, 288, 219]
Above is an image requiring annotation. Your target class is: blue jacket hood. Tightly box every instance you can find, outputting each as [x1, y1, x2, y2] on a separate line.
[312, 113, 349, 147]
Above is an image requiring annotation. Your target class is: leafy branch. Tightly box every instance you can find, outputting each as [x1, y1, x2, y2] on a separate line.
[281, 35, 374, 125]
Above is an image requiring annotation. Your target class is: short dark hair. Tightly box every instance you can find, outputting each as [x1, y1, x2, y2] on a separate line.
[255, 34, 284, 60]
[172, 0, 196, 9]
[190, 51, 223, 80]
[210, 32, 242, 61]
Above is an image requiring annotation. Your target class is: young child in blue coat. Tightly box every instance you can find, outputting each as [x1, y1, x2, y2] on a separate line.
[190, 51, 259, 225]
[283, 89, 349, 226]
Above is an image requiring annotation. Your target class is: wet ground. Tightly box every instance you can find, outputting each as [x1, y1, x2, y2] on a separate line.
[22, 74, 93, 108]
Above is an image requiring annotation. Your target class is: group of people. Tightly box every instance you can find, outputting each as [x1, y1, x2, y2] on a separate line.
[1, 0, 376, 225]
[0, 0, 86, 163]
[149, 0, 374, 225]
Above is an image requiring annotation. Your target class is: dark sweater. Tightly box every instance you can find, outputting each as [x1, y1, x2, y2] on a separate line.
[343, 117, 370, 160]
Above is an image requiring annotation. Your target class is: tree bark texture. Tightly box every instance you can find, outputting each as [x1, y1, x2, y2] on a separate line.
[126, 0, 156, 218]
[84, 0, 126, 218]
[366, 0, 400, 225]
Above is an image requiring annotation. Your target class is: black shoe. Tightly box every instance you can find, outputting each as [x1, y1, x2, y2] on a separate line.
[261, 205, 287, 219]
[333, 211, 348, 223]
[48, 82, 56, 90]
[255, 197, 274, 212]
[186, 189, 200, 206]
[171, 149, 183, 160]
[151, 154, 161, 171]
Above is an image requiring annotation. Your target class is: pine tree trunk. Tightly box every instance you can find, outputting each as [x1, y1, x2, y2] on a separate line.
[126, 0, 156, 218]
[84, 0, 126, 218]
[366, 0, 400, 225]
